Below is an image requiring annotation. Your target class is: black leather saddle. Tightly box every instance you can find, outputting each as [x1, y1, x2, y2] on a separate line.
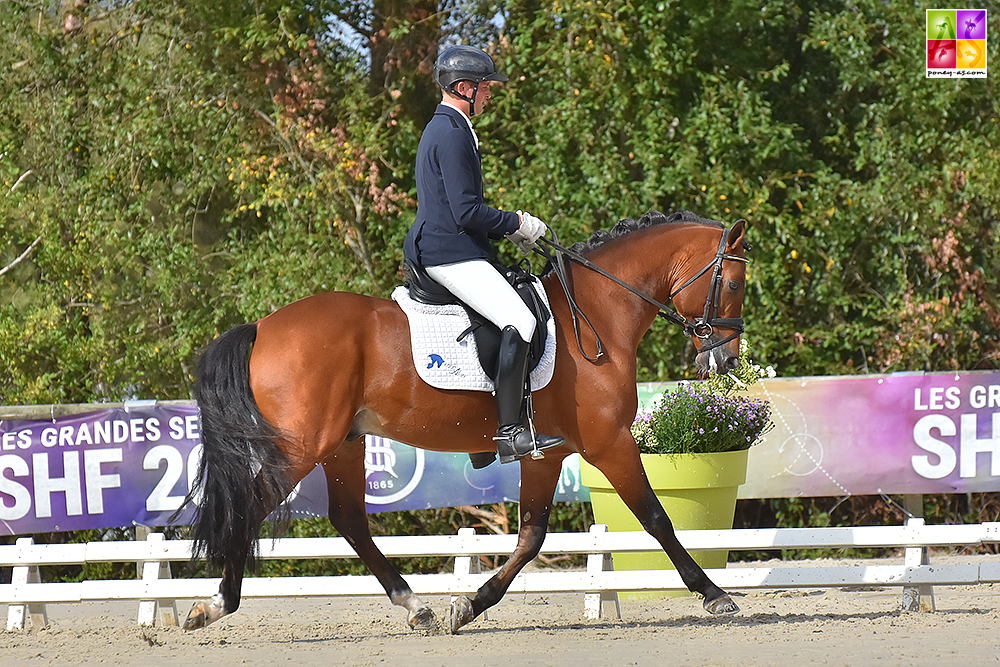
[402, 260, 550, 381]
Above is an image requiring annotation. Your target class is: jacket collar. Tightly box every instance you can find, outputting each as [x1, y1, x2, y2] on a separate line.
[437, 103, 479, 151]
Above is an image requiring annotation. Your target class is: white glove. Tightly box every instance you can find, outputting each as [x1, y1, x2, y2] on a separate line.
[507, 210, 547, 252]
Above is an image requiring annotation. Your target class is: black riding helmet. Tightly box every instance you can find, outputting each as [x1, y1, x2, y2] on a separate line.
[433, 45, 507, 117]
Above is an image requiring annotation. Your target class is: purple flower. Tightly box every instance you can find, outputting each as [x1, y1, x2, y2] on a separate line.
[633, 382, 774, 455]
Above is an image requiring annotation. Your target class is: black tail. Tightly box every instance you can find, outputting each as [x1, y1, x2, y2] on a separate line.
[184, 322, 290, 573]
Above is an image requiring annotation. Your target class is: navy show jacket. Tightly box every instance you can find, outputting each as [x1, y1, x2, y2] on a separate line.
[404, 104, 520, 267]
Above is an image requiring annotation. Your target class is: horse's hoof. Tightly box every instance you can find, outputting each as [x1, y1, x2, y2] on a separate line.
[449, 596, 475, 634]
[704, 593, 740, 615]
[183, 595, 226, 631]
[408, 605, 442, 635]
[182, 601, 209, 631]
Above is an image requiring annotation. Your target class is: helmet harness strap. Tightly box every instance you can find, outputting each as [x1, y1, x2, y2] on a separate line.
[450, 80, 480, 118]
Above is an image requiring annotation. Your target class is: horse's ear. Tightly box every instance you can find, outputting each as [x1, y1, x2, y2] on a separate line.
[726, 219, 747, 253]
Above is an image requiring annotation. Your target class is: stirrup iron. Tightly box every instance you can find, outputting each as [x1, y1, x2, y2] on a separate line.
[525, 391, 545, 460]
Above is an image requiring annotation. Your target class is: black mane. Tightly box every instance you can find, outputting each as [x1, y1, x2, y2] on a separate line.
[565, 210, 724, 256]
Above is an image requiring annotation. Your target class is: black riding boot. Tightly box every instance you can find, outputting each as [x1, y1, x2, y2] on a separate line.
[494, 326, 564, 464]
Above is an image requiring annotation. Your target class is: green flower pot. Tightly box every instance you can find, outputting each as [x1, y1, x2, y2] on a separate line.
[580, 449, 748, 599]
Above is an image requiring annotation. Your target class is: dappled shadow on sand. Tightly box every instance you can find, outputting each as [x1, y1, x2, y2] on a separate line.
[234, 604, 995, 645]
[445, 606, 993, 638]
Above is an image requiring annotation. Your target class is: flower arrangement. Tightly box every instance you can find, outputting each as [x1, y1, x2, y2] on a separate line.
[632, 340, 776, 455]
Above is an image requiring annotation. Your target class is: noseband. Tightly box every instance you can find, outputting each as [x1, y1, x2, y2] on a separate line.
[538, 224, 748, 361]
[665, 225, 749, 354]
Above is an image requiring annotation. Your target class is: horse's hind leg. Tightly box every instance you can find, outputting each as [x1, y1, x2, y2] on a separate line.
[322, 442, 441, 634]
[182, 485, 273, 630]
[587, 446, 739, 615]
[183, 544, 249, 629]
[450, 455, 564, 633]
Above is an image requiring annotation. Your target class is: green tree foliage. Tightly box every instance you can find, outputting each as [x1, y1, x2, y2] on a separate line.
[0, 1, 423, 403]
[1, 1, 997, 397]
[488, 0, 999, 377]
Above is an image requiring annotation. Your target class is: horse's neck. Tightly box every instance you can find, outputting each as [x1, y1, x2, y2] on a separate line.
[544, 224, 709, 351]
[586, 223, 708, 305]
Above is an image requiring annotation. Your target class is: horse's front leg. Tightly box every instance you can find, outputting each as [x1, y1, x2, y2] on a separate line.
[322, 443, 441, 634]
[450, 455, 564, 633]
[586, 443, 739, 615]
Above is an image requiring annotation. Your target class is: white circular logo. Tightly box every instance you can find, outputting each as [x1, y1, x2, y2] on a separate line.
[779, 432, 824, 477]
[363, 435, 425, 505]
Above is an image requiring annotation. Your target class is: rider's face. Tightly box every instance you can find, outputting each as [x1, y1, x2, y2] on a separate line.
[456, 81, 501, 115]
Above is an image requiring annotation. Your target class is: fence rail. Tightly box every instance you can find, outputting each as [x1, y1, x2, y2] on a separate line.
[4, 519, 999, 631]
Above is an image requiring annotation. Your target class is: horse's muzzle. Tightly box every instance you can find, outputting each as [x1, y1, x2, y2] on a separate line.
[696, 342, 739, 378]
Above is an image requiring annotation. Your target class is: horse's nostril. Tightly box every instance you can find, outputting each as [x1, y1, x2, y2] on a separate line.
[725, 356, 740, 372]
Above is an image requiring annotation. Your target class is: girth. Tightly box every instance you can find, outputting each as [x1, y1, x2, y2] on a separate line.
[402, 261, 550, 381]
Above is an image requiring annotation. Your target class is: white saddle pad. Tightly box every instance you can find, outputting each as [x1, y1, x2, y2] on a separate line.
[391, 283, 556, 392]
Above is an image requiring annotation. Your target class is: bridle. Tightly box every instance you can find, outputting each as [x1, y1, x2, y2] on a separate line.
[537, 223, 749, 363]
[665, 224, 749, 352]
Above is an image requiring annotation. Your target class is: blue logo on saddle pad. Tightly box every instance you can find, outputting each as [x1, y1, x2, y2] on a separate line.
[426, 353, 462, 377]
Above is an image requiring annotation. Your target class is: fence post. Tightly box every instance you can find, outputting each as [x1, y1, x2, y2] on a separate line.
[584, 524, 620, 620]
[451, 527, 487, 621]
[901, 516, 936, 612]
[6, 537, 48, 631]
[136, 533, 179, 626]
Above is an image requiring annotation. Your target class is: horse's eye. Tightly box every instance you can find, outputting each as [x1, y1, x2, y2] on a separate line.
[728, 281, 740, 291]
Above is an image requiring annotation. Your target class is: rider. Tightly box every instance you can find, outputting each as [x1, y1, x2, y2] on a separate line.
[403, 45, 564, 464]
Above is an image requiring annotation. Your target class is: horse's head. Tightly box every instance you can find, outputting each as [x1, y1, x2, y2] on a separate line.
[669, 220, 749, 378]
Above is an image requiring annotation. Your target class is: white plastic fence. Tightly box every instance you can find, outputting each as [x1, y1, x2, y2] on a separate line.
[4, 518, 999, 631]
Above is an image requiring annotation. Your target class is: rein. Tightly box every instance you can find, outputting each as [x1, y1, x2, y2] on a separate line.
[536, 224, 748, 362]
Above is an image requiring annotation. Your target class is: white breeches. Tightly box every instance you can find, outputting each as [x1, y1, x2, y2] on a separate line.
[425, 260, 537, 343]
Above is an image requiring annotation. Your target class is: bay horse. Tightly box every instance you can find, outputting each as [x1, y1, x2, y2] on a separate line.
[181, 210, 750, 633]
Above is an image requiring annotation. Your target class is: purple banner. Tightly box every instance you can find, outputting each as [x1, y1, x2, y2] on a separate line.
[3, 370, 1000, 535]
[643, 371, 1000, 499]
[0, 404, 585, 536]
[279, 435, 586, 523]
[0, 405, 202, 535]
